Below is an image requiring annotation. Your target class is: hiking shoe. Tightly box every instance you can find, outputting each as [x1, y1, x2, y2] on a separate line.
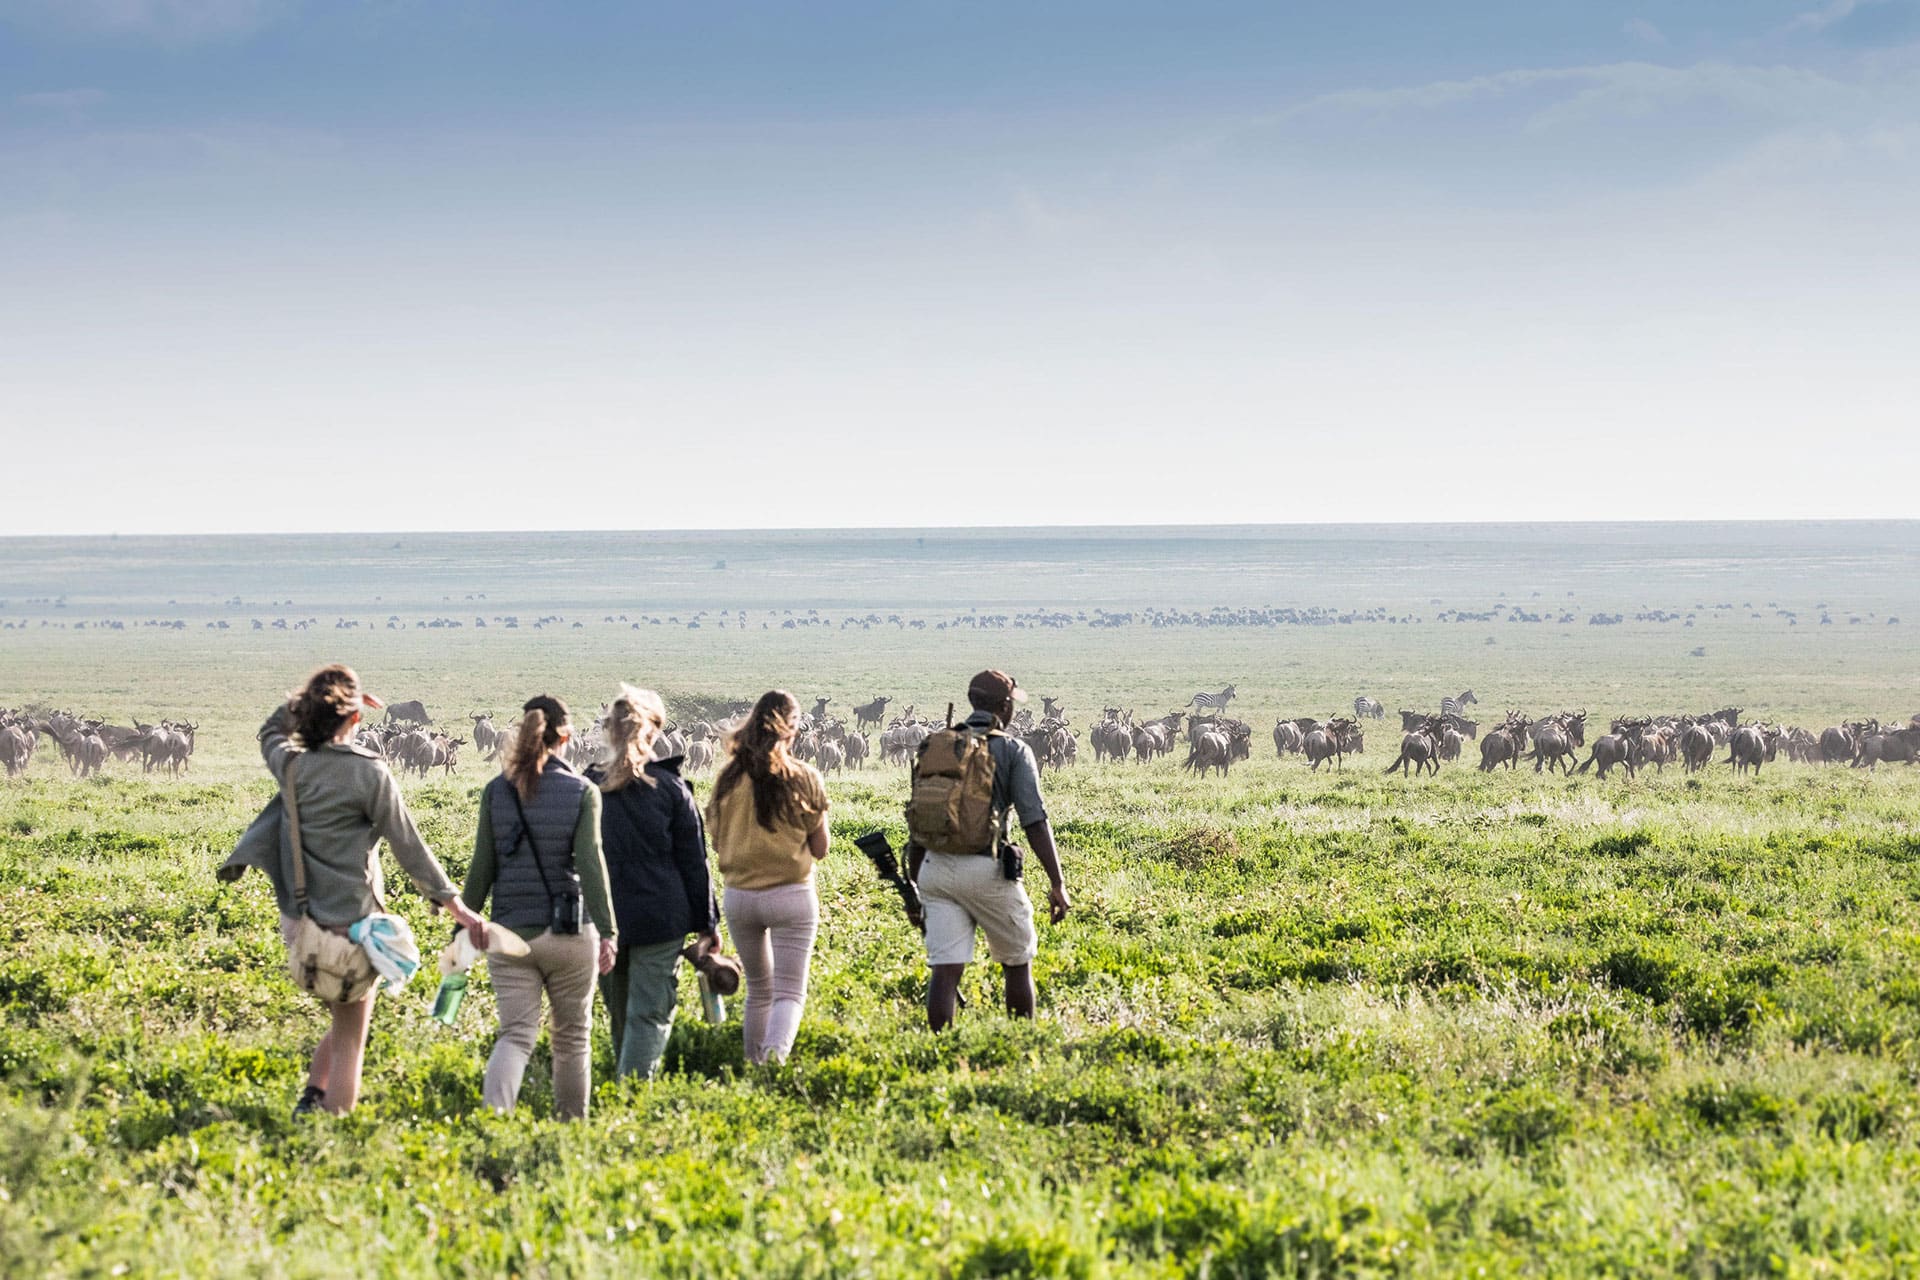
[292, 1085, 326, 1118]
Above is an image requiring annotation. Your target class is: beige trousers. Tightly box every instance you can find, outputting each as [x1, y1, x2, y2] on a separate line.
[483, 926, 599, 1120]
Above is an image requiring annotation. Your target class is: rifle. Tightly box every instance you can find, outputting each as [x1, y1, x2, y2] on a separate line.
[853, 830, 923, 931]
[853, 829, 965, 1009]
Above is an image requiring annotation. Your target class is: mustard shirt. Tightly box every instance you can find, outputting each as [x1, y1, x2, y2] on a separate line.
[706, 763, 829, 890]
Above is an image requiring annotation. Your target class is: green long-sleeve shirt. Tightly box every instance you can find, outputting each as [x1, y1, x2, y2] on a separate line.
[462, 785, 617, 944]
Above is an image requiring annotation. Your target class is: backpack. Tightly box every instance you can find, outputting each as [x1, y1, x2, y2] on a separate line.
[907, 725, 1004, 855]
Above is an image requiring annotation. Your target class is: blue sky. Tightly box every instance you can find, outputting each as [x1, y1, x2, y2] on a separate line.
[3, 1, 1916, 533]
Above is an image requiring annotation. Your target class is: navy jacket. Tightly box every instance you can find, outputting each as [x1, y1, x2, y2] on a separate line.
[588, 758, 720, 946]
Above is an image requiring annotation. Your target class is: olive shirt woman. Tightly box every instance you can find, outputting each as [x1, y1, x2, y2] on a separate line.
[460, 696, 616, 1121]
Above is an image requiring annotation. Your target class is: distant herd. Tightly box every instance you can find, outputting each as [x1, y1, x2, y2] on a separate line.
[6, 686, 1916, 784]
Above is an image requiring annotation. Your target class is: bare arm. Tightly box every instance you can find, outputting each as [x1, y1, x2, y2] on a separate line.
[1025, 819, 1069, 922]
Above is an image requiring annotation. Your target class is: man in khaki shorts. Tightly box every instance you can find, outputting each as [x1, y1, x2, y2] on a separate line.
[907, 670, 1070, 1030]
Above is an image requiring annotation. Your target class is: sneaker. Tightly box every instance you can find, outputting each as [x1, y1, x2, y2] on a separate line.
[293, 1085, 326, 1118]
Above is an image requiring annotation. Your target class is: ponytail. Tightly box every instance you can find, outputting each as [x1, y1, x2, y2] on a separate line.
[505, 694, 569, 801]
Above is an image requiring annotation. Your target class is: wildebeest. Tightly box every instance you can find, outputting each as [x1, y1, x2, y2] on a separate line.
[1527, 715, 1580, 774]
[815, 739, 845, 774]
[469, 713, 504, 760]
[1576, 728, 1640, 780]
[1819, 725, 1856, 763]
[852, 696, 891, 732]
[385, 700, 431, 727]
[0, 724, 32, 776]
[1385, 717, 1444, 777]
[1726, 725, 1774, 775]
[1680, 723, 1715, 772]
[1272, 719, 1305, 757]
[1181, 728, 1233, 778]
[1854, 727, 1918, 769]
[843, 733, 869, 768]
[1303, 718, 1361, 771]
[1478, 715, 1531, 771]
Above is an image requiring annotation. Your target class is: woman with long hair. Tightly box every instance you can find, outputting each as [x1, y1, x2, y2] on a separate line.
[706, 690, 830, 1064]
[256, 664, 487, 1117]
[588, 685, 721, 1080]
[461, 694, 618, 1119]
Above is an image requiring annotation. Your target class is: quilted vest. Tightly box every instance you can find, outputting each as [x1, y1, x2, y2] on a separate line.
[484, 760, 590, 932]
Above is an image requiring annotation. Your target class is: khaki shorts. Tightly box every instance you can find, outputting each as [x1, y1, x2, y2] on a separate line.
[919, 852, 1037, 967]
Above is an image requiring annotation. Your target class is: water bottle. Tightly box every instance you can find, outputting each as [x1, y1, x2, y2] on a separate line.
[431, 929, 479, 1027]
[430, 972, 467, 1026]
[698, 971, 726, 1025]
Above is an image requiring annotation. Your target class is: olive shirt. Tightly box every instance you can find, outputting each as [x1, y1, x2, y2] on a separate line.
[461, 782, 617, 943]
[253, 706, 460, 926]
[706, 763, 830, 891]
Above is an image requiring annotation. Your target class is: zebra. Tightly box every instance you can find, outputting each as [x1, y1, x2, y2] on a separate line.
[1440, 689, 1478, 720]
[1353, 696, 1384, 720]
[1186, 684, 1237, 715]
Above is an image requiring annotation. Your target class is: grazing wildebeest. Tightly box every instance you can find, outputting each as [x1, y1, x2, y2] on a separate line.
[1680, 723, 1716, 772]
[852, 696, 891, 732]
[1726, 725, 1772, 775]
[386, 700, 431, 727]
[1354, 696, 1385, 721]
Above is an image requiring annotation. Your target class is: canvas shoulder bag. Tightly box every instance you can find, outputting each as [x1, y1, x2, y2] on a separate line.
[283, 755, 382, 1004]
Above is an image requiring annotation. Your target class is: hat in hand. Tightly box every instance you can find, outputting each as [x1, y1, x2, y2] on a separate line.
[681, 938, 743, 997]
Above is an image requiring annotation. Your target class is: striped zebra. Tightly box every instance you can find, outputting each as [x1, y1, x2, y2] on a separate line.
[1187, 684, 1237, 714]
[1440, 689, 1478, 719]
[1353, 696, 1385, 720]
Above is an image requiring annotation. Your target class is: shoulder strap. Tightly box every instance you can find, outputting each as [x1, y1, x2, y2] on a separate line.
[283, 754, 309, 916]
[505, 776, 570, 903]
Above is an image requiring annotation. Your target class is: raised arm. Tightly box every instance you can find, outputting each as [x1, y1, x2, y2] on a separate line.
[258, 704, 298, 786]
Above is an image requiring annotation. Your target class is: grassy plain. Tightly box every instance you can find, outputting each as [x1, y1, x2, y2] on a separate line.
[3, 577, 1920, 1276]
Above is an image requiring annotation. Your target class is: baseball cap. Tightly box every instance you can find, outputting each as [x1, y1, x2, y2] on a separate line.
[967, 669, 1027, 706]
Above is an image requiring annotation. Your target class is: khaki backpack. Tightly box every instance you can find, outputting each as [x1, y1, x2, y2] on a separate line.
[907, 725, 1004, 854]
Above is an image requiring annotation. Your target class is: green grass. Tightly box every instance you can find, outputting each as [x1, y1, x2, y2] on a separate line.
[4, 612, 1919, 1276]
[6, 722, 1920, 1275]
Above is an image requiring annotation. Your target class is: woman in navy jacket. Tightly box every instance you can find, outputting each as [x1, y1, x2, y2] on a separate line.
[588, 686, 721, 1079]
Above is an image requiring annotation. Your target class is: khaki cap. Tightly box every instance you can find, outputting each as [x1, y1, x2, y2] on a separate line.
[968, 669, 1027, 705]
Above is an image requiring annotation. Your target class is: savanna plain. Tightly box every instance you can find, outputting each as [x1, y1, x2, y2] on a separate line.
[3, 526, 1919, 1278]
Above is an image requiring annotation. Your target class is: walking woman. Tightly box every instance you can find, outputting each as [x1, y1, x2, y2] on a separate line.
[461, 695, 617, 1120]
[254, 664, 487, 1117]
[707, 690, 830, 1064]
[588, 685, 721, 1080]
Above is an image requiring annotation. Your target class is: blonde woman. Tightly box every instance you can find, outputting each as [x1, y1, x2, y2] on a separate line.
[586, 685, 722, 1080]
[460, 694, 617, 1119]
[706, 690, 829, 1064]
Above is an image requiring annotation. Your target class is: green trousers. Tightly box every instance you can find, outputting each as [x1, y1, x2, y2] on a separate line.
[600, 938, 684, 1080]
